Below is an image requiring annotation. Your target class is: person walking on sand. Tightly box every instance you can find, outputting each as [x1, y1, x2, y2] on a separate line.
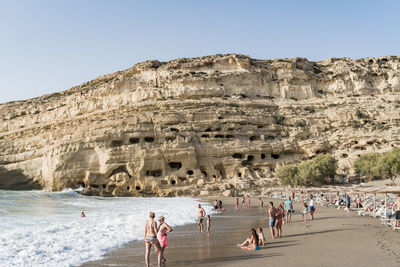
[276, 204, 284, 238]
[198, 204, 206, 233]
[284, 197, 293, 223]
[393, 195, 400, 229]
[259, 197, 264, 208]
[268, 202, 277, 239]
[157, 216, 172, 263]
[144, 212, 162, 267]
[309, 195, 316, 219]
[241, 195, 245, 207]
[206, 215, 211, 236]
[235, 197, 239, 209]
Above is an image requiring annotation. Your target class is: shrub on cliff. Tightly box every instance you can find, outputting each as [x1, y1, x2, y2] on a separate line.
[277, 154, 337, 187]
[354, 148, 400, 182]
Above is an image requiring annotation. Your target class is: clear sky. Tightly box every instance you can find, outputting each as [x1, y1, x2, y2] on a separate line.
[1, 0, 399, 103]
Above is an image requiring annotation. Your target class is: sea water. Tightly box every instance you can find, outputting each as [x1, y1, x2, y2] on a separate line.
[0, 189, 213, 267]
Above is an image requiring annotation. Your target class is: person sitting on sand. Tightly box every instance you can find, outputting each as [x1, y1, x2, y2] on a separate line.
[157, 216, 172, 263]
[276, 204, 284, 238]
[81, 211, 86, 217]
[302, 202, 308, 222]
[144, 212, 162, 267]
[268, 202, 277, 239]
[213, 199, 218, 210]
[218, 200, 226, 212]
[259, 198, 264, 208]
[257, 227, 267, 246]
[237, 229, 260, 250]
[364, 204, 375, 212]
[198, 204, 206, 233]
[206, 215, 211, 236]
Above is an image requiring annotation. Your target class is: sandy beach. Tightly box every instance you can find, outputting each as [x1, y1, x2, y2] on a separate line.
[81, 197, 400, 267]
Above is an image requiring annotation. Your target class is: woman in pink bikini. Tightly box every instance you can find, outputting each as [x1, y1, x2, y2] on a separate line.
[157, 216, 173, 263]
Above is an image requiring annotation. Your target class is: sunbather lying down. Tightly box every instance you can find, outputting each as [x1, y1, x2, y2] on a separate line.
[237, 229, 260, 250]
[364, 204, 375, 212]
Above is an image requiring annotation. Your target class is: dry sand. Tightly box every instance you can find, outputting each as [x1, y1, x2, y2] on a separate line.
[81, 197, 400, 267]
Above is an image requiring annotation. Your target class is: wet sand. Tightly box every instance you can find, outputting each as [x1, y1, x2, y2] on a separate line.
[81, 197, 400, 267]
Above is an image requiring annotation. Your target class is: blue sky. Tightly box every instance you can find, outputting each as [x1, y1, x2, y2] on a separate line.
[0, 0, 399, 103]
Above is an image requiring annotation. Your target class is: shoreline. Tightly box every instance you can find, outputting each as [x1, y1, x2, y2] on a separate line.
[81, 196, 400, 266]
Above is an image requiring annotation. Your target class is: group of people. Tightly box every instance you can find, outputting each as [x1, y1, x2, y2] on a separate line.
[235, 195, 251, 208]
[143, 212, 173, 267]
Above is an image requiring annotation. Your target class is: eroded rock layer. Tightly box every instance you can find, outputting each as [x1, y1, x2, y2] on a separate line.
[1, 54, 400, 196]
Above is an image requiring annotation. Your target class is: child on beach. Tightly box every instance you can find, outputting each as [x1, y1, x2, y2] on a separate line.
[259, 198, 264, 208]
[302, 203, 308, 222]
[257, 227, 267, 246]
[206, 215, 211, 236]
[237, 229, 260, 250]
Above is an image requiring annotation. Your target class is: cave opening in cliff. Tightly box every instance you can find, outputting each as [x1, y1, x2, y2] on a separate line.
[170, 127, 179, 132]
[77, 182, 85, 188]
[165, 136, 176, 142]
[218, 116, 223, 120]
[129, 138, 140, 144]
[102, 184, 106, 189]
[144, 137, 155, 143]
[257, 125, 264, 129]
[232, 153, 243, 159]
[171, 180, 176, 185]
[250, 136, 260, 141]
[146, 170, 162, 177]
[238, 172, 242, 177]
[109, 166, 131, 178]
[247, 155, 254, 162]
[215, 134, 224, 138]
[168, 162, 182, 170]
[127, 186, 130, 190]
[271, 154, 280, 159]
[225, 134, 234, 138]
[201, 134, 210, 138]
[261, 153, 266, 159]
[136, 185, 141, 190]
[111, 140, 123, 147]
[200, 168, 208, 177]
[187, 170, 194, 175]
[205, 128, 212, 132]
[178, 177, 186, 183]
[215, 163, 226, 178]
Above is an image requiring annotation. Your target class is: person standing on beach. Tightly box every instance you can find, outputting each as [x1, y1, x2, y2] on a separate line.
[198, 204, 206, 233]
[268, 202, 277, 239]
[157, 216, 172, 263]
[309, 195, 316, 219]
[284, 197, 293, 223]
[345, 194, 351, 213]
[206, 215, 211, 236]
[393, 195, 400, 229]
[276, 204, 284, 238]
[144, 212, 162, 267]
[241, 195, 245, 207]
[259, 197, 264, 208]
[247, 195, 251, 207]
[235, 197, 239, 209]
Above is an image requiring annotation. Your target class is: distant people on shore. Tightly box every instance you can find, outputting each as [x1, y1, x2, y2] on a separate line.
[157, 216, 172, 263]
[393, 195, 400, 229]
[218, 200, 226, 212]
[259, 198, 264, 208]
[284, 197, 293, 223]
[206, 215, 211, 236]
[257, 227, 267, 246]
[237, 229, 260, 250]
[309, 195, 316, 219]
[345, 194, 351, 213]
[268, 202, 277, 239]
[302, 203, 309, 222]
[144, 212, 162, 267]
[275, 204, 284, 238]
[198, 204, 206, 233]
[241, 195, 246, 207]
[235, 197, 239, 209]
[247, 195, 251, 207]
[213, 199, 218, 210]
[80, 211, 86, 218]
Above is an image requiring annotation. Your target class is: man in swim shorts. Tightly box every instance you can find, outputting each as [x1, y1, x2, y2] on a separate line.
[268, 202, 277, 239]
[393, 195, 400, 229]
[198, 204, 206, 233]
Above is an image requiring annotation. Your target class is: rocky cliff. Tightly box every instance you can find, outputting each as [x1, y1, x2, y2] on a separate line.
[1, 54, 400, 196]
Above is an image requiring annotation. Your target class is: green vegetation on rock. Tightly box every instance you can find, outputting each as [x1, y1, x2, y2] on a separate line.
[277, 154, 337, 187]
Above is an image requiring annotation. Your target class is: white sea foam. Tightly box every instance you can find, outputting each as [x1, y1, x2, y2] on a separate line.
[0, 189, 213, 267]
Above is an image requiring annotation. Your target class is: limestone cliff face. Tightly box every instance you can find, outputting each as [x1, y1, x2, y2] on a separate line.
[1, 54, 400, 196]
